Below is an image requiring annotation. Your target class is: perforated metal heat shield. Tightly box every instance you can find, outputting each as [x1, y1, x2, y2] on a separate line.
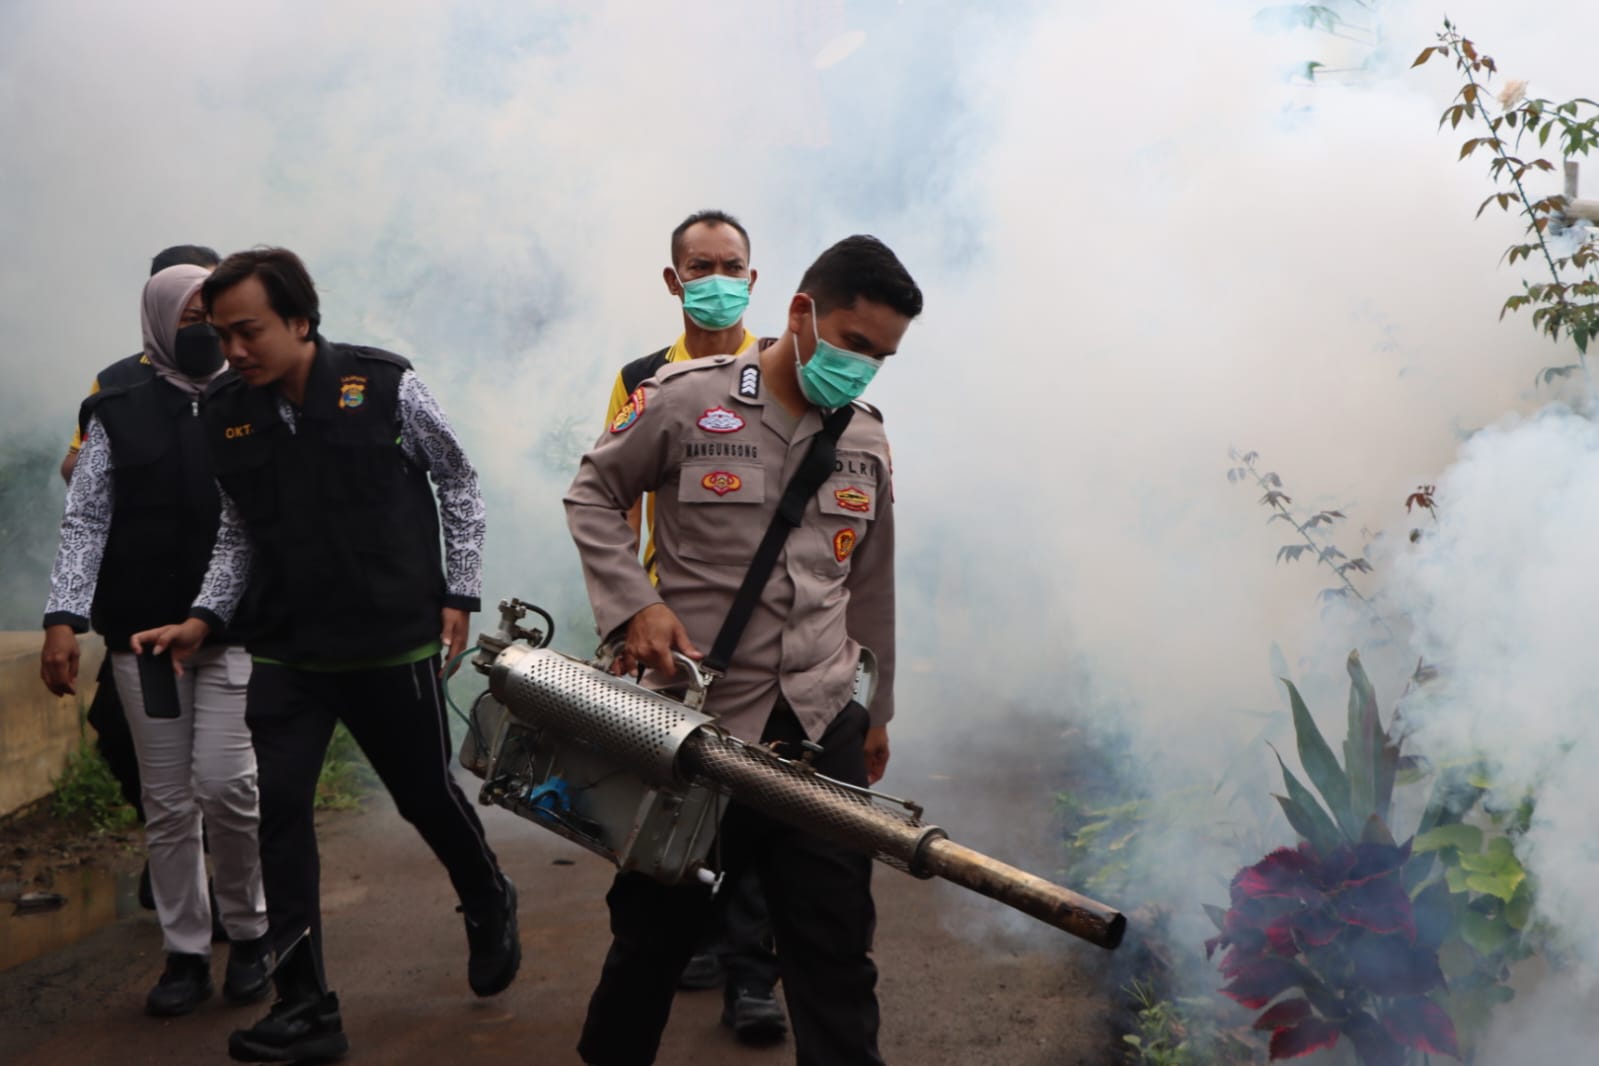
[486, 644, 944, 876]
[486, 645, 709, 788]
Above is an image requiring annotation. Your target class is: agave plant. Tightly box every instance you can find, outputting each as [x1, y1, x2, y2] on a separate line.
[1205, 653, 1461, 1064]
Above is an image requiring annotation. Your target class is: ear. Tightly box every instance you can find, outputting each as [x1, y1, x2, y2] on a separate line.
[290, 317, 311, 342]
[663, 267, 682, 299]
[747, 268, 758, 294]
[786, 293, 815, 348]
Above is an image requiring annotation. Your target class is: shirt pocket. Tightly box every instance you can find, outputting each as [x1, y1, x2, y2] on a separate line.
[675, 460, 768, 565]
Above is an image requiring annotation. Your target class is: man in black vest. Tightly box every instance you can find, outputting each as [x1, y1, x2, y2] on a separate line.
[133, 247, 520, 1064]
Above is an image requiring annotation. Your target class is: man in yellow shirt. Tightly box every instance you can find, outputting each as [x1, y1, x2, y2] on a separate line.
[601, 209, 786, 1045]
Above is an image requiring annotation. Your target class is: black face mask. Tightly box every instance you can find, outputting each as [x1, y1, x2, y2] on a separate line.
[173, 323, 224, 378]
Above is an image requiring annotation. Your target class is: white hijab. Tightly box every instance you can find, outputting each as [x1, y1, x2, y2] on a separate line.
[141, 264, 222, 396]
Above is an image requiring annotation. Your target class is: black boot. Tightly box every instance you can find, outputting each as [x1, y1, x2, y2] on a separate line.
[146, 952, 214, 1017]
[459, 876, 521, 997]
[722, 984, 788, 1046]
[228, 940, 348, 1063]
[223, 936, 272, 1005]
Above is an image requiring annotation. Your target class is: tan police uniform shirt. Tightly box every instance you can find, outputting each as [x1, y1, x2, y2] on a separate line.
[564, 348, 895, 744]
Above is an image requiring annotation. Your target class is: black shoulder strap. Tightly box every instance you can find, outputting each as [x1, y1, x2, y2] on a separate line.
[620, 347, 671, 395]
[703, 404, 856, 676]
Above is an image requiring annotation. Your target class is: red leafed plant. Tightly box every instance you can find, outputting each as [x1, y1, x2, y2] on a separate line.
[1204, 654, 1461, 1064]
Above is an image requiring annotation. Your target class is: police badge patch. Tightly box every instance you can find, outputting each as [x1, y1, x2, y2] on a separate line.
[700, 470, 743, 496]
[697, 406, 745, 433]
[833, 528, 858, 562]
[339, 376, 367, 409]
[610, 388, 647, 434]
[738, 366, 761, 398]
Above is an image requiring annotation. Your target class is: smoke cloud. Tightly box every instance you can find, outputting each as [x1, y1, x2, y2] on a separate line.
[5, 0, 1599, 1050]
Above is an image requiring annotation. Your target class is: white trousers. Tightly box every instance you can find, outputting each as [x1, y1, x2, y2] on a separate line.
[114, 645, 267, 956]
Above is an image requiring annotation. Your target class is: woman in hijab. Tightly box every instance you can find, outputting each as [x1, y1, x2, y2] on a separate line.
[41, 264, 270, 1017]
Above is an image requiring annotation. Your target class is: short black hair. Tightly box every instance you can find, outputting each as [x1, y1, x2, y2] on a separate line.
[149, 244, 220, 276]
[669, 210, 751, 269]
[797, 235, 923, 319]
[201, 247, 321, 335]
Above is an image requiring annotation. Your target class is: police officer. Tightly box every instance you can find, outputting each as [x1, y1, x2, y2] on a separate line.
[133, 247, 520, 1064]
[41, 262, 269, 1017]
[566, 235, 923, 1065]
[604, 208, 786, 1043]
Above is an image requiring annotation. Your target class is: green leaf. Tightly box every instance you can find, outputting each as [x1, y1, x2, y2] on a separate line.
[1446, 865, 1472, 894]
[1461, 908, 1516, 956]
[1361, 814, 1397, 846]
[1344, 651, 1394, 826]
[1414, 823, 1484, 855]
[1273, 750, 1343, 855]
[1283, 680, 1355, 838]
[1506, 882, 1534, 930]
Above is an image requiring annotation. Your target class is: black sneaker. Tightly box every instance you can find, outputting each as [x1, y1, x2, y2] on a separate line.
[721, 986, 788, 1046]
[228, 991, 348, 1063]
[459, 877, 521, 997]
[145, 952, 214, 1017]
[677, 952, 725, 990]
[224, 937, 272, 1005]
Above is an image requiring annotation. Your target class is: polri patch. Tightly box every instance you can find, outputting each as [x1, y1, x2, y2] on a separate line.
[610, 388, 647, 434]
[697, 405, 745, 433]
[339, 375, 367, 409]
[834, 486, 870, 513]
[739, 365, 761, 398]
[833, 528, 858, 562]
[700, 470, 743, 496]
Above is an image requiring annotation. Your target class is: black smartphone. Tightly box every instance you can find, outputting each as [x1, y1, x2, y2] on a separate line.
[137, 649, 182, 719]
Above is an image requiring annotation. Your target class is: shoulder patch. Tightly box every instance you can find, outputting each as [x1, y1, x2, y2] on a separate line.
[346, 344, 414, 371]
[738, 365, 761, 398]
[610, 388, 647, 434]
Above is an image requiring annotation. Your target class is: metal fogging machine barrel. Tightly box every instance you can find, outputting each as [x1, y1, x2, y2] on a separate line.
[463, 600, 1124, 951]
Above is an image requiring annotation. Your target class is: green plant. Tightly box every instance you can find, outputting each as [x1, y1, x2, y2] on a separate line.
[51, 734, 138, 833]
[1205, 653, 1537, 1063]
[316, 723, 377, 810]
[1123, 978, 1266, 1065]
[1227, 450, 1389, 635]
[1416, 20, 1599, 384]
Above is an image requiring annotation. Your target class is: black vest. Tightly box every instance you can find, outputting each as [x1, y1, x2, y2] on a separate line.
[201, 342, 445, 663]
[82, 364, 225, 651]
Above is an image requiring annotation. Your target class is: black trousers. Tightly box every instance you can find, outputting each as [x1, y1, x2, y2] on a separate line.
[578, 700, 884, 1066]
[708, 864, 779, 995]
[86, 656, 145, 822]
[246, 655, 505, 984]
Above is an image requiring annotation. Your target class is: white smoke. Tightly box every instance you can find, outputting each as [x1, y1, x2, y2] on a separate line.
[1386, 411, 1599, 973]
[5, 0, 1599, 1050]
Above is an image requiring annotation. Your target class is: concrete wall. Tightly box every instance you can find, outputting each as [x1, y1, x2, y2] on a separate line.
[0, 632, 105, 818]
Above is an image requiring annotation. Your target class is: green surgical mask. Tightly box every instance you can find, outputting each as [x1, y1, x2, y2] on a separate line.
[677, 272, 750, 330]
[795, 305, 883, 409]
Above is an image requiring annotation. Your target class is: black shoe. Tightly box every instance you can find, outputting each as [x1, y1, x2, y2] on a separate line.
[138, 862, 155, 911]
[459, 876, 521, 997]
[677, 952, 725, 990]
[224, 937, 272, 1005]
[227, 991, 348, 1063]
[145, 952, 214, 1017]
[721, 986, 788, 1045]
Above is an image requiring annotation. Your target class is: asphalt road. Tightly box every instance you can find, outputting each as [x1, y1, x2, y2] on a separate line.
[1, 763, 1117, 1065]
